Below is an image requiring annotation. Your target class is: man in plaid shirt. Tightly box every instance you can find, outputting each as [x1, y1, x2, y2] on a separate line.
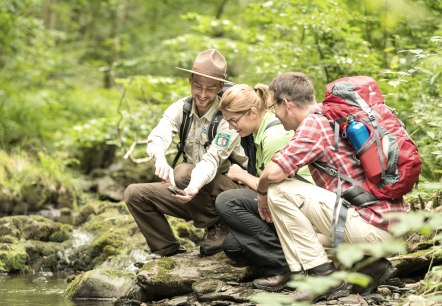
[256, 72, 403, 302]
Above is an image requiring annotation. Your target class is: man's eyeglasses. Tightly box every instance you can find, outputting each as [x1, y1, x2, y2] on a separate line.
[269, 98, 285, 114]
[269, 101, 278, 114]
[227, 111, 249, 128]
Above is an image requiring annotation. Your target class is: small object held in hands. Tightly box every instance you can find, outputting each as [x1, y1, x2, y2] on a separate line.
[168, 185, 186, 196]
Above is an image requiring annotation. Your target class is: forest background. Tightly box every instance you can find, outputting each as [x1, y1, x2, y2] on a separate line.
[1, 0, 441, 184]
[0, 0, 441, 237]
[1, 0, 441, 182]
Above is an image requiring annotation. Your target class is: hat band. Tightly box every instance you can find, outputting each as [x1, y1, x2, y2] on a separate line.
[192, 66, 226, 79]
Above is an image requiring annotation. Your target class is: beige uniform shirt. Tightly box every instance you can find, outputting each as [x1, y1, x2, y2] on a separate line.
[147, 96, 248, 189]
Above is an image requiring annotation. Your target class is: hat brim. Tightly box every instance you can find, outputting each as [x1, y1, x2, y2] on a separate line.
[176, 67, 231, 83]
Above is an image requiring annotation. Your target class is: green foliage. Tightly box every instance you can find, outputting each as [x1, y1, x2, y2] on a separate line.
[289, 271, 345, 298]
[114, 75, 188, 159]
[0, 0, 57, 85]
[389, 210, 442, 238]
[419, 266, 442, 299]
[336, 240, 406, 268]
[175, 0, 382, 91]
[250, 292, 304, 306]
[382, 36, 442, 180]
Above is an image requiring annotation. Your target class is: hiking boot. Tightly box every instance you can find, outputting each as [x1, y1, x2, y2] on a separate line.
[163, 245, 187, 257]
[352, 257, 398, 295]
[291, 262, 352, 302]
[200, 222, 228, 256]
[253, 270, 300, 292]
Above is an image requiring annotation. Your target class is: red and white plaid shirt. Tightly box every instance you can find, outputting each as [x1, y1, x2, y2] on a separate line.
[272, 105, 406, 231]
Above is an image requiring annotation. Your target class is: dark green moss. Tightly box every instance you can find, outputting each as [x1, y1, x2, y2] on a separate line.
[49, 224, 72, 242]
[75, 204, 97, 225]
[41, 254, 59, 271]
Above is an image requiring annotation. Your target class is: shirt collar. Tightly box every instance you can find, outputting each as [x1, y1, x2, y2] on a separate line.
[190, 96, 220, 120]
[254, 112, 277, 145]
[308, 104, 322, 115]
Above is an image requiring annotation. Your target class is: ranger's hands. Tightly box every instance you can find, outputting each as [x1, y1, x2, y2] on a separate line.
[155, 155, 175, 185]
[258, 194, 273, 223]
[175, 184, 199, 203]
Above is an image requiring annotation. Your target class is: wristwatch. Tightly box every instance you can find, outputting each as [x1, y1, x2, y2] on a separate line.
[257, 189, 268, 196]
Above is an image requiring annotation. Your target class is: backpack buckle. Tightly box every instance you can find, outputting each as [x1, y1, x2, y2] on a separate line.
[328, 168, 337, 176]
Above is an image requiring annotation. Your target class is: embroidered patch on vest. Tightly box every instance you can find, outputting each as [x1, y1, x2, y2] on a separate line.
[213, 132, 232, 148]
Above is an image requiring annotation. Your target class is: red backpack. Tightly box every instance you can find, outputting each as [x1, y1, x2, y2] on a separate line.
[318, 76, 422, 201]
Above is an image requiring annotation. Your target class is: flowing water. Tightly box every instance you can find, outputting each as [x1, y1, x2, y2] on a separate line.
[0, 274, 115, 306]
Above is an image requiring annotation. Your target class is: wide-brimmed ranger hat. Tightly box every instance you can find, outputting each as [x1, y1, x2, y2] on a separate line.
[176, 49, 229, 83]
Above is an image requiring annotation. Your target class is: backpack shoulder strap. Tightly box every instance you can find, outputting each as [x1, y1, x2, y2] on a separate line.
[265, 118, 281, 130]
[311, 160, 378, 247]
[240, 135, 257, 176]
[204, 82, 236, 147]
[257, 119, 282, 171]
[205, 110, 223, 148]
[204, 82, 234, 148]
[172, 96, 193, 168]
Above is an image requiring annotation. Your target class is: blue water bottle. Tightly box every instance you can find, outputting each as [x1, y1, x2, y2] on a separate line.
[347, 119, 370, 152]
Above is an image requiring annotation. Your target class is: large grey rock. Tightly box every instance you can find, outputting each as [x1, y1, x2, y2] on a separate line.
[193, 279, 259, 303]
[64, 268, 144, 301]
[136, 249, 261, 301]
[97, 176, 124, 201]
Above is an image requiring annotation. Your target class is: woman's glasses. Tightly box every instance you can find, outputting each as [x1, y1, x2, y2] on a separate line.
[227, 111, 249, 128]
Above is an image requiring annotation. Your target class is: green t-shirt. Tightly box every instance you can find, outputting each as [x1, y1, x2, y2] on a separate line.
[254, 112, 313, 182]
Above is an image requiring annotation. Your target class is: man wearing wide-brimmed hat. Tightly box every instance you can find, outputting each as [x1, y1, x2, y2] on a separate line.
[124, 49, 248, 257]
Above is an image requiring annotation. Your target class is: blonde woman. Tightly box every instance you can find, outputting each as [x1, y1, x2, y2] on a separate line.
[215, 84, 312, 291]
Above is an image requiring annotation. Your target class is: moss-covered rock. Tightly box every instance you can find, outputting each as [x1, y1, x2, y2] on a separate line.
[67, 200, 148, 271]
[49, 224, 73, 243]
[20, 181, 52, 212]
[75, 203, 97, 225]
[0, 215, 68, 241]
[0, 243, 29, 273]
[169, 217, 204, 246]
[192, 279, 258, 303]
[0, 186, 16, 215]
[0, 215, 73, 273]
[24, 240, 69, 272]
[64, 268, 142, 301]
[0, 235, 17, 244]
[136, 250, 259, 302]
[0, 150, 78, 215]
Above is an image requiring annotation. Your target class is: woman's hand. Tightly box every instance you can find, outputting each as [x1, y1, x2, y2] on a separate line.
[226, 164, 247, 182]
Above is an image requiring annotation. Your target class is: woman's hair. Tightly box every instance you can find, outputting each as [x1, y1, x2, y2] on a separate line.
[219, 84, 272, 113]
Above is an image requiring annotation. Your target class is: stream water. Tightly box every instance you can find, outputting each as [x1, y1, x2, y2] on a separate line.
[0, 274, 114, 306]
